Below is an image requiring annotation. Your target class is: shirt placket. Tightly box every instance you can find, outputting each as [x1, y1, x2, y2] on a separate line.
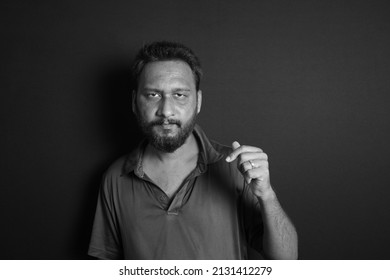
[165, 167, 203, 215]
[133, 143, 208, 214]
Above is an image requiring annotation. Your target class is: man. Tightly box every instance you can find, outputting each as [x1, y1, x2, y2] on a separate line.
[88, 41, 298, 259]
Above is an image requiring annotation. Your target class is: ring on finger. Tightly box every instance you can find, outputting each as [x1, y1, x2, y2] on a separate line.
[249, 160, 256, 169]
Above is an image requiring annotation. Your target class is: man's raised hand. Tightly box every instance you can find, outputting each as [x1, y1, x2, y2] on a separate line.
[226, 141, 273, 199]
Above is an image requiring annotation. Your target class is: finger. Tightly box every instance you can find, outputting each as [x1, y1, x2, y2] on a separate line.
[226, 143, 263, 162]
[239, 158, 269, 174]
[237, 152, 268, 166]
[245, 168, 269, 183]
[240, 161, 258, 175]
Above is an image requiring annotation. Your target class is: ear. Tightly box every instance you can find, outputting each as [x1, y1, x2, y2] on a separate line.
[196, 90, 202, 114]
[131, 90, 137, 115]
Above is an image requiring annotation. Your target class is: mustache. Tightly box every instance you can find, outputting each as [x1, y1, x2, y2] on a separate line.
[150, 119, 182, 127]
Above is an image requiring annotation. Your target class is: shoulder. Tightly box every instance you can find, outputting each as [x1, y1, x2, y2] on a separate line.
[97, 153, 138, 206]
[104, 154, 129, 179]
[99, 153, 132, 194]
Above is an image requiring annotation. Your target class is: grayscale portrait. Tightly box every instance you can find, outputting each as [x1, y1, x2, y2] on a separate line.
[1, 0, 389, 260]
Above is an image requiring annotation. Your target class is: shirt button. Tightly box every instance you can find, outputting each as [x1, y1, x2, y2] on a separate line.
[159, 195, 166, 201]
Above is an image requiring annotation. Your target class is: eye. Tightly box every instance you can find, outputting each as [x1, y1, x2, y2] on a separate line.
[146, 92, 161, 99]
[174, 93, 186, 99]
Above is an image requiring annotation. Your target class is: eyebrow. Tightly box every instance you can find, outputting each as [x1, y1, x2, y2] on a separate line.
[142, 87, 191, 92]
[172, 88, 191, 92]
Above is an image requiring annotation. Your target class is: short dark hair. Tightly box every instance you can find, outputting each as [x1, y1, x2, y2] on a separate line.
[132, 41, 202, 91]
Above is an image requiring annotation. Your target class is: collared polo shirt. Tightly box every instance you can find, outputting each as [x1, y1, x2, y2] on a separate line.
[88, 125, 264, 259]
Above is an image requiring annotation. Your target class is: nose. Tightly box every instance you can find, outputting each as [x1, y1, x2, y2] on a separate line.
[157, 96, 174, 118]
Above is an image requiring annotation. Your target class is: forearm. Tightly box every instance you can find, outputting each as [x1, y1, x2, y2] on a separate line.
[225, 142, 298, 259]
[258, 189, 298, 260]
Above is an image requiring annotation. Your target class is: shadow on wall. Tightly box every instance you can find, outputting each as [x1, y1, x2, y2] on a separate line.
[70, 58, 143, 259]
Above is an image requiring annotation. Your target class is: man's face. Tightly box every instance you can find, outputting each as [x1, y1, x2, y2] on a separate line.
[133, 60, 202, 153]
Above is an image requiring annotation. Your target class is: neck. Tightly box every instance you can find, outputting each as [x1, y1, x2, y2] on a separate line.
[145, 133, 199, 164]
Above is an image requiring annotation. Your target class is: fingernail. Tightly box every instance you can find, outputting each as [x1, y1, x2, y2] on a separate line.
[226, 156, 231, 162]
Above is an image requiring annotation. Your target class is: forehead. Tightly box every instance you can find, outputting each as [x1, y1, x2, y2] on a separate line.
[139, 60, 196, 89]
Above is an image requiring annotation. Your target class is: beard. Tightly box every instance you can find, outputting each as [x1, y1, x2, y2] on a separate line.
[135, 107, 198, 153]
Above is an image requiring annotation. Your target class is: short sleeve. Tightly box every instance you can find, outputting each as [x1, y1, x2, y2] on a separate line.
[88, 173, 123, 259]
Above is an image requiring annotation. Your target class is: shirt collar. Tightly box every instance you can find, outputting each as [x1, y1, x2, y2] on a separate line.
[122, 124, 224, 175]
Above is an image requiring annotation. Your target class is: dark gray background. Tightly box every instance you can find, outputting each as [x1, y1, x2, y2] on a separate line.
[1, 0, 389, 259]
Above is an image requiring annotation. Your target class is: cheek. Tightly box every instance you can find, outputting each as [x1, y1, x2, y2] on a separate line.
[137, 100, 156, 116]
[140, 109, 155, 121]
[185, 99, 198, 115]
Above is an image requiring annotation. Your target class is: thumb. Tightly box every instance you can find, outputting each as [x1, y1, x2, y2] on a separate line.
[232, 141, 240, 150]
[226, 141, 241, 162]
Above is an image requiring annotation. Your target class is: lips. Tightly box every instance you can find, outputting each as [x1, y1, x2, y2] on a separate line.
[152, 119, 181, 127]
[161, 123, 176, 129]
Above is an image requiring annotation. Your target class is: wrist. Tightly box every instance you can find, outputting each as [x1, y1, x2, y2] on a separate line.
[255, 186, 277, 202]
